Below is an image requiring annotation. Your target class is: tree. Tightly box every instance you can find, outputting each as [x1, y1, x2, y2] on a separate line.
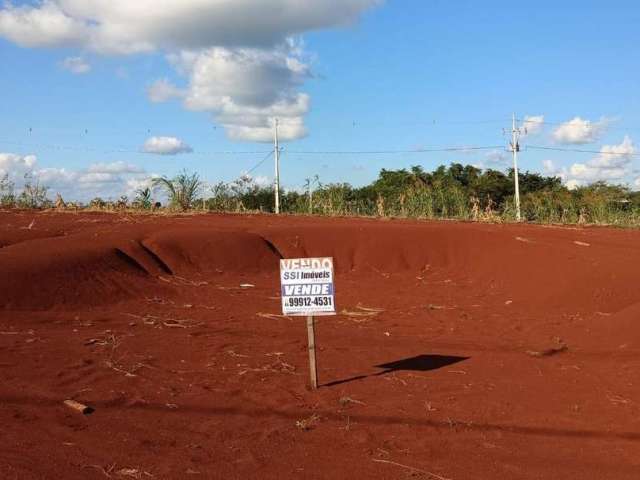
[152, 170, 202, 211]
[0, 174, 16, 207]
[470, 169, 512, 206]
[17, 172, 49, 209]
[134, 187, 152, 210]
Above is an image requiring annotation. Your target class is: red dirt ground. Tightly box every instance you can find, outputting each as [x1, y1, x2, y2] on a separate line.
[1, 210, 640, 479]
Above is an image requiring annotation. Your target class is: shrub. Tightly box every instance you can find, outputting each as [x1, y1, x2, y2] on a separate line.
[16, 173, 50, 209]
[0, 174, 16, 208]
[152, 170, 202, 211]
[133, 187, 152, 210]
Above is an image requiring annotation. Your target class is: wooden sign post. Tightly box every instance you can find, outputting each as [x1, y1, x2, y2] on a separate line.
[306, 315, 318, 389]
[280, 257, 336, 390]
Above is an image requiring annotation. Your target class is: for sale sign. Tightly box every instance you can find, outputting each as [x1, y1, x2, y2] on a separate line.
[280, 257, 336, 316]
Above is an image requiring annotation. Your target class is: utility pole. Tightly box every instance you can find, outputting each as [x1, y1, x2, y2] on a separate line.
[305, 174, 318, 215]
[305, 177, 313, 214]
[510, 113, 522, 222]
[274, 118, 281, 214]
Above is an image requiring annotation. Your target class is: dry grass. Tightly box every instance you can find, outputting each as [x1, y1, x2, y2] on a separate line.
[125, 313, 201, 329]
[338, 396, 366, 407]
[158, 275, 208, 287]
[372, 458, 451, 480]
[82, 464, 154, 479]
[295, 414, 320, 431]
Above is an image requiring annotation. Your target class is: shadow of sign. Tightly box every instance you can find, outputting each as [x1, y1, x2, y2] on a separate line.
[375, 354, 469, 372]
[324, 354, 469, 387]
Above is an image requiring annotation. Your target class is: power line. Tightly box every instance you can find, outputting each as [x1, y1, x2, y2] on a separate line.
[346, 119, 511, 128]
[245, 150, 274, 175]
[285, 145, 504, 155]
[0, 139, 271, 156]
[5, 118, 513, 135]
[526, 145, 640, 157]
[0, 137, 505, 157]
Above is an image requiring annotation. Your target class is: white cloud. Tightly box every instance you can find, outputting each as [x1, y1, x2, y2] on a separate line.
[38, 166, 154, 201]
[0, 153, 38, 176]
[0, 1, 88, 48]
[147, 78, 184, 103]
[142, 136, 193, 155]
[542, 136, 636, 188]
[522, 115, 544, 135]
[251, 175, 271, 188]
[86, 161, 144, 174]
[162, 44, 311, 142]
[552, 116, 611, 144]
[60, 56, 90, 74]
[542, 159, 557, 175]
[0, 154, 152, 201]
[484, 149, 509, 166]
[565, 179, 581, 191]
[125, 176, 154, 196]
[0, 1, 380, 54]
[0, 1, 379, 142]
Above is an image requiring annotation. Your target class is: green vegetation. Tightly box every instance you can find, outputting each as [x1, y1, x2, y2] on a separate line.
[133, 187, 153, 210]
[203, 164, 640, 227]
[152, 170, 202, 211]
[0, 173, 16, 208]
[3, 164, 640, 227]
[16, 173, 51, 209]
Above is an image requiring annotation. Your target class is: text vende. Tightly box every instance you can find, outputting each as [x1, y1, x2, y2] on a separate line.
[282, 284, 332, 296]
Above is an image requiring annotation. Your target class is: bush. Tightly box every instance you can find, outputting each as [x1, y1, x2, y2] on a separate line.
[16, 173, 50, 209]
[133, 187, 152, 210]
[0, 174, 16, 208]
[153, 170, 202, 211]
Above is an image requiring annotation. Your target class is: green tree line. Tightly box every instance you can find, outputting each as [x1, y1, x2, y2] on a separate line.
[3, 164, 640, 226]
[202, 164, 640, 226]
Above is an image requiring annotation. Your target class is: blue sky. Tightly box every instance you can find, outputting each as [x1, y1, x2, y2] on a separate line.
[0, 0, 638, 200]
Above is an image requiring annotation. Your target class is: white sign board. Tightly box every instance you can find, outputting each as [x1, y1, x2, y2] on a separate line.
[280, 257, 336, 316]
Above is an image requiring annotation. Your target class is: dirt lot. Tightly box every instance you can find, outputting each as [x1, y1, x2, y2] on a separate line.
[1, 210, 639, 479]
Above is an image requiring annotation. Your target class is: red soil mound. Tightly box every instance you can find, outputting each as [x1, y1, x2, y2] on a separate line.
[141, 229, 282, 275]
[0, 227, 283, 310]
[2, 218, 639, 315]
[0, 233, 160, 310]
[2, 212, 640, 479]
[265, 222, 640, 313]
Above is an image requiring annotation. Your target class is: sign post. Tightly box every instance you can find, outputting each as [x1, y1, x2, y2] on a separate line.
[306, 315, 318, 389]
[280, 257, 336, 389]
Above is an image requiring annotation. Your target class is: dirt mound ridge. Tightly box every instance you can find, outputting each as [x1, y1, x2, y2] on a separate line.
[2, 219, 640, 314]
[0, 234, 161, 310]
[142, 229, 281, 275]
[0, 228, 282, 310]
[264, 223, 640, 312]
[579, 301, 640, 350]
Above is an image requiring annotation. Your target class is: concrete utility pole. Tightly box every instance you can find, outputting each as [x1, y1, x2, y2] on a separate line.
[274, 118, 281, 214]
[511, 113, 522, 222]
[305, 177, 313, 214]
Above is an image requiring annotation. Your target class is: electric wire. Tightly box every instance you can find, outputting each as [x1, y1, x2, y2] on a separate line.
[526, 145, 640, 157]
[245, 150, 274, 175]
[285, 145, 505, 155]
[0, 139, 271, 156]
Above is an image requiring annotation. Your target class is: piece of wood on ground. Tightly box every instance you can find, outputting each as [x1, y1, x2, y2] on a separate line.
[64, 399, 94, 414]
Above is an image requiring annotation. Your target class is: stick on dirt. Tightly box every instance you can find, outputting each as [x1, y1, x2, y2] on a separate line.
[372, 458, 451, 480]
[64, 399, 94, 415]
